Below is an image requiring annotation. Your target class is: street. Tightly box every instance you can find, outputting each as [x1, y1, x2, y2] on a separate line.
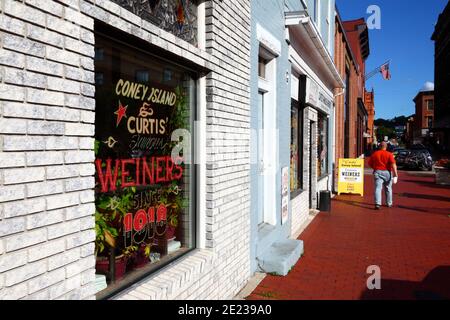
[248, 169, 450, 300]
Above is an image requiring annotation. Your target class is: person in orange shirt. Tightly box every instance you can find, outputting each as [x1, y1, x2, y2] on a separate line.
[368, 142, 399, 210]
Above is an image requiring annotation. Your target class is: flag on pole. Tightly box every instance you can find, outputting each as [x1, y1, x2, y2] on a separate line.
[380, 62, 391, 80]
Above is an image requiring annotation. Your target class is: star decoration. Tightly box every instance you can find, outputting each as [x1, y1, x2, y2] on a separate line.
[114, 101, 128, 127]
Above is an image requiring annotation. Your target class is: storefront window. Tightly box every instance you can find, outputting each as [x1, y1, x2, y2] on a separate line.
[291, 99, 303, 194]
[317, 113, 328, 178]
[111, 0, 198, 46]
[94, 31, 196, 298]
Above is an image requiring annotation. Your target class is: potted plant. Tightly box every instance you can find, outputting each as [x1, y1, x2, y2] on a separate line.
[132, 243, 151, 269]
[435, 159, 450, 185]
[166, 210, 179, 240]
[94, 210, 128, 281]
[94, 172, 136, 281]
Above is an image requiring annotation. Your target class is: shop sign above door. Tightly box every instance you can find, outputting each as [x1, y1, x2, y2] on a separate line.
[305, 78, 333, 113]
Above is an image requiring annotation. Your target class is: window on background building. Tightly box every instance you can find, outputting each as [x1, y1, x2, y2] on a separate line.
[94, 31, 196, 298]
[111, 0, 198, 46]
[317, 113, 328, 178]
[428, 116, 433, 128]
[258, 56, 268, 79]
[427, 99, 434, 111]
[344, 66, 350, 158]
[291, 99, 303, 195]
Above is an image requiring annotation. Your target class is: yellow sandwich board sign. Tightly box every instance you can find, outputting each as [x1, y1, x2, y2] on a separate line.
[338, 159, 364, 196]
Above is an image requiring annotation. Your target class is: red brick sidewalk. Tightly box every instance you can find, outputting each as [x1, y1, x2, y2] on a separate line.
[247, 171, 450, 300]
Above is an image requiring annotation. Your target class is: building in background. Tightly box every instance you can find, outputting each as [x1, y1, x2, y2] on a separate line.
[364, 89, 376, 152]
[342, 18, 373, 158]
[432, 1, 450, 155]
[334, 8, 360, 191]
[412, 83, 435, 145]
[333, 12, 375, 189]
[406, 116, 416, 145]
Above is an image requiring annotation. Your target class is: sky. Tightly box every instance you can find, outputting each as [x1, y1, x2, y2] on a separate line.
[336, 0, 448, 120]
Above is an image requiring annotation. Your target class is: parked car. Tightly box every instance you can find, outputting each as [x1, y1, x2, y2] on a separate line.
[395, 149, 410, 168]
[393, 147, 407, 158]
[404, 149, 433, 171]
[410, 143, 431, 153]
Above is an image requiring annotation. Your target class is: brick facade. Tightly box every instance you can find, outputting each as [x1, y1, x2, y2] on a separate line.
[333, 11, 361, 190]
[414, 91, 435, 130]
[432, 1, 450, 153]
[412, 90, 435, 144]
[0, 0, 96, 300]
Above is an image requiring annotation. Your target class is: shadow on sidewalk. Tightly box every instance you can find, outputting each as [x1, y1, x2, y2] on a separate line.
[360, 266, 450, 300]
[332, 199, 374, 210]
[395, 205, 450, 217]
[401, 179, 450, 190]
[398, 193, 450, 203]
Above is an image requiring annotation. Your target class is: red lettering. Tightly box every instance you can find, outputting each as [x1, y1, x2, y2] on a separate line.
[135, 158, 141, 186]
[157, 204, 167, 223]
[173, 157, 184, 180]
[166, 156, 174, 181]
[156, 157, 167, 183]
[142, 157, 155, 185]
[123, 213, 133, 233]
[147, 207, 155, 223]
[121, 159, 136, 188]
[96, 159, 120, 193]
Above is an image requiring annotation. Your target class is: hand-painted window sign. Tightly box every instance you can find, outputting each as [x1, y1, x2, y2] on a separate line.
[123, 205, 168, 247]
[95, 157, 184, 193]
[115, 79, 177, 106]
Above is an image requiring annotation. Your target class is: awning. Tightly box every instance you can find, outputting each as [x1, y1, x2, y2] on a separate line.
[285, 11, 345, 89]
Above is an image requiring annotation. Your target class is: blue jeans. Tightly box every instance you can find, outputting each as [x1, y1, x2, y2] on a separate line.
[374, 170, 393, 206]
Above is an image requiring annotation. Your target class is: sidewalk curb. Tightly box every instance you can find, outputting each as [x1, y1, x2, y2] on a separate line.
[233, 273, 267, 300]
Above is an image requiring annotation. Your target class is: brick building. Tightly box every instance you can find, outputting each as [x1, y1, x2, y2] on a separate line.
[412, 83, 435, 144]
[0, 0, 252, 300]
[333, 9, 360, 190]
[333, 12, 374, 191]
[364, 89, 376, 151]
[341, 18, 372, 157]
[432, 1, 450, 154]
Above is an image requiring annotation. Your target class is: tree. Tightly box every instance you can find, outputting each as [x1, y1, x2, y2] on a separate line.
[376, 126, 396, 141]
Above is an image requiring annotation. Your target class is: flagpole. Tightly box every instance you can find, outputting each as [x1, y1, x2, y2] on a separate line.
[365, 60, 391, 81]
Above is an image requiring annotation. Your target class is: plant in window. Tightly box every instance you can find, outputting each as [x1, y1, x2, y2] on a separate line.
[95, 139, 138, 280]
[95, 210, 119, 256]
[132, 243, 152, 269]
[122, 245, 138, 258]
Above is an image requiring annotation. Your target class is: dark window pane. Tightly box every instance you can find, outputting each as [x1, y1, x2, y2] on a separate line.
[94, 31, 196, 297]
[291, 99, 303, 193]
[317, 113, 328, 178]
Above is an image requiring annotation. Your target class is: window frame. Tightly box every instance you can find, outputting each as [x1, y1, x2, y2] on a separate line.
[93, 26, 199, 300]
[317, 112, 329, 179]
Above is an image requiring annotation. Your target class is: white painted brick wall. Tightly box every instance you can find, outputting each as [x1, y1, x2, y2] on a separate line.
[1, 0, 251, 300]
[108, 0, 251, 300]
[0, 0, 96, 300]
